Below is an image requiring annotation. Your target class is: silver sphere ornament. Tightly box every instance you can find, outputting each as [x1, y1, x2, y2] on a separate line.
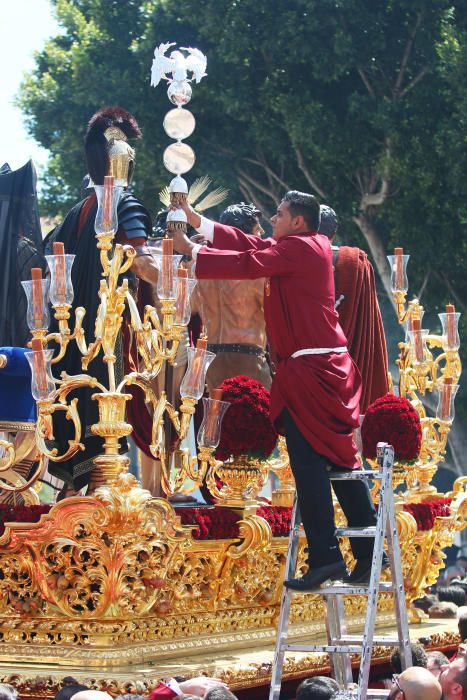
[163, 142, 196, 175]
[167, 81, 192, 106]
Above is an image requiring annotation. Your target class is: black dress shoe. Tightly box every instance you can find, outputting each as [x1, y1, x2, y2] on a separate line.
[345, 554, 390, 584]
[285, 561, 347, 591]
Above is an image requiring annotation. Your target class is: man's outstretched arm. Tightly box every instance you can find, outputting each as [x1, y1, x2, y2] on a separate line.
[178, 201, 274, 253]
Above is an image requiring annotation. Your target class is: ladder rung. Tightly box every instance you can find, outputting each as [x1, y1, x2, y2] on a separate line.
[283, 643, 362, 654]
[330, 470, 382, 480]
[338, 635, 400, 645]
[335, 526, 377, 537]
[320, 582, 393, 595]
[325, 693, 388, 700]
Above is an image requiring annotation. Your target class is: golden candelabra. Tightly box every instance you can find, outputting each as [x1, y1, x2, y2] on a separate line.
[17, 180, 223, 498]
[387, 248, 462, 498]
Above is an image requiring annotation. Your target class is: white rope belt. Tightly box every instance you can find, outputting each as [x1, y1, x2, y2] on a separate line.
[291, 346, 348, 359]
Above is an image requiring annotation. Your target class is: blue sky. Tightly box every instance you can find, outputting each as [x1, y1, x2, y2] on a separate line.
[0, 0, 59, 173]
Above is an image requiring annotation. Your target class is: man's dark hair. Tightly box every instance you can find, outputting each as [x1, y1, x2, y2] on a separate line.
[114, 695, 146, 700]
[220, 202, 262, 234]
[414, 593, 439, 613]
[390, 642, 428, 674]
[282, 191, 320, 232]
[437, 585, 466, 607]
[427, 650, 449, 669]
[204, 688, 238, 700]
[54, 685, 89, 700]
[296, 676, 339, 700]
[61, 678, 80, 687]
[318, 205, 338, 238]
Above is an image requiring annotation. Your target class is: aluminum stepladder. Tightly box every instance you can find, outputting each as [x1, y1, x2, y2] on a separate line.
[269, 442, 412, 700]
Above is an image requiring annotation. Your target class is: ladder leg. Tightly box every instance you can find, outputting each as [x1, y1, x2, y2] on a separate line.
[269, 498, 301, 700]
[325, 593, 353, 687]
[386, 486, 411, 670]
[356, 445, 391, 700]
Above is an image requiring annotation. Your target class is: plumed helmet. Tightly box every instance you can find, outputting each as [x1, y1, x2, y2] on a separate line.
[318, 205, 339, 238]
[85, 107, 142, 186]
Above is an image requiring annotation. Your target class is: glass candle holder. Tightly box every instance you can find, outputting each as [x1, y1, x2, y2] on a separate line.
[387, 253, 409, 293]
[197, 396, 230, 449]
[94, 177, 123, 236]
[21, 279, 51, 331]
[175, 276, 197, 326]
[25, 348, 55, 400]
[180, 346, 215, 400]
[439, 311, 461, 352]
[404, 310, 425, 342]
[408, 327, 429, 364]
[152, 251, 183, 299]
[45, 254, 75, 306]
[436, 380, 459, 423]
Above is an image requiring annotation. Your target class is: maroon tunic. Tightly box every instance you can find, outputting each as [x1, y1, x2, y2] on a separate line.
[196, 224, 362, 469]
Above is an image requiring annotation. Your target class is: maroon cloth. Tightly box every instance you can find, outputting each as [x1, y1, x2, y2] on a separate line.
[335, 246, 389, 412]
[196, 224, 361, 469]
[147, 682, 177, 700]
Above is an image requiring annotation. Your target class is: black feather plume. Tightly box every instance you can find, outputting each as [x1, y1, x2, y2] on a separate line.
[85, 107, 142, 184]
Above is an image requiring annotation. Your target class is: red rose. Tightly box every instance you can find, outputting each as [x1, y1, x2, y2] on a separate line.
[362, 393, 422, 461]
[214, 376, 278, 461]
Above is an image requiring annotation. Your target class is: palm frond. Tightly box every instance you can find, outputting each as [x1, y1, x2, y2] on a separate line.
[188, 175, 212, 205]
[194, 187, 230, 212]
[159, 187, 170, 207]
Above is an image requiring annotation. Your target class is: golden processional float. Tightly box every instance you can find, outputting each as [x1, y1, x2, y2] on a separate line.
[0, 43, 464, 696]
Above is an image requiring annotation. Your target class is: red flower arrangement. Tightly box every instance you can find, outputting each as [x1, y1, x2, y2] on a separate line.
[361, 393, 422, 462]
[0, 500, 450, 540]
[215, 375, 278, 461]
[175, 505, 293, 539]
[176, 506, 240, 539]
[403, 498, 452, 531]
[0, 504, 51, 535]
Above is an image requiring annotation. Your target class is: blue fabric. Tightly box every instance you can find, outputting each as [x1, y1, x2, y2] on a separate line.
[0, 347, 36, 423]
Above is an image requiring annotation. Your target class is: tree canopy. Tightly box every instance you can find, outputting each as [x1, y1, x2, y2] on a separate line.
[19, 0, 467, 461]
[20, 0, 467, 305]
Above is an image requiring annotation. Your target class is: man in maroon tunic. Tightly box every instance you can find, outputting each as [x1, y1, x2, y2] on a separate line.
[172, 191, 379, 590]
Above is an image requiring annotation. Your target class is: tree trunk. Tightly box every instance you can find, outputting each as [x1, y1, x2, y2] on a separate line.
[353, 213, 395, 309]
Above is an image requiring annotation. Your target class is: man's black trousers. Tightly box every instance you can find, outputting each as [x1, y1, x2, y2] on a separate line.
[283, 409, 377, 569]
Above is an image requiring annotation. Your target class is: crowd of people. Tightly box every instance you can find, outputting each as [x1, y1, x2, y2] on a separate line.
[0, 633, 466, 700]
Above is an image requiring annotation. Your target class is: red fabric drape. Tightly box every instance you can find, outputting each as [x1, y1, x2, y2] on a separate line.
[335, 247, 389, 412]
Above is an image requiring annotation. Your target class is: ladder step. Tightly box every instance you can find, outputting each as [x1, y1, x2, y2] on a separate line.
[320, 582, 393, 595]
[330, 470, 382, 481]
[338, 635, 400, 645]
[335, 526, 377, 537]
[284, 643, 363, 654]
[323, 692, 389, 700]
[282, 636, 399, 655]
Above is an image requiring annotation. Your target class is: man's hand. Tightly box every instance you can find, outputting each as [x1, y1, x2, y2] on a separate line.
[173, 199, 202, 229]
[179, 677, 228, 697]
[172, 228, 195, 257]
[191, 232, 211, 246]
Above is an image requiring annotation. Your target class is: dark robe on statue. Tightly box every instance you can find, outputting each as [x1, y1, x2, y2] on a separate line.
[43, 192, 152, 489]
[196, 224, 362, 469]
[0, 161, 46, 347]
[334, 246, 389, 413]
